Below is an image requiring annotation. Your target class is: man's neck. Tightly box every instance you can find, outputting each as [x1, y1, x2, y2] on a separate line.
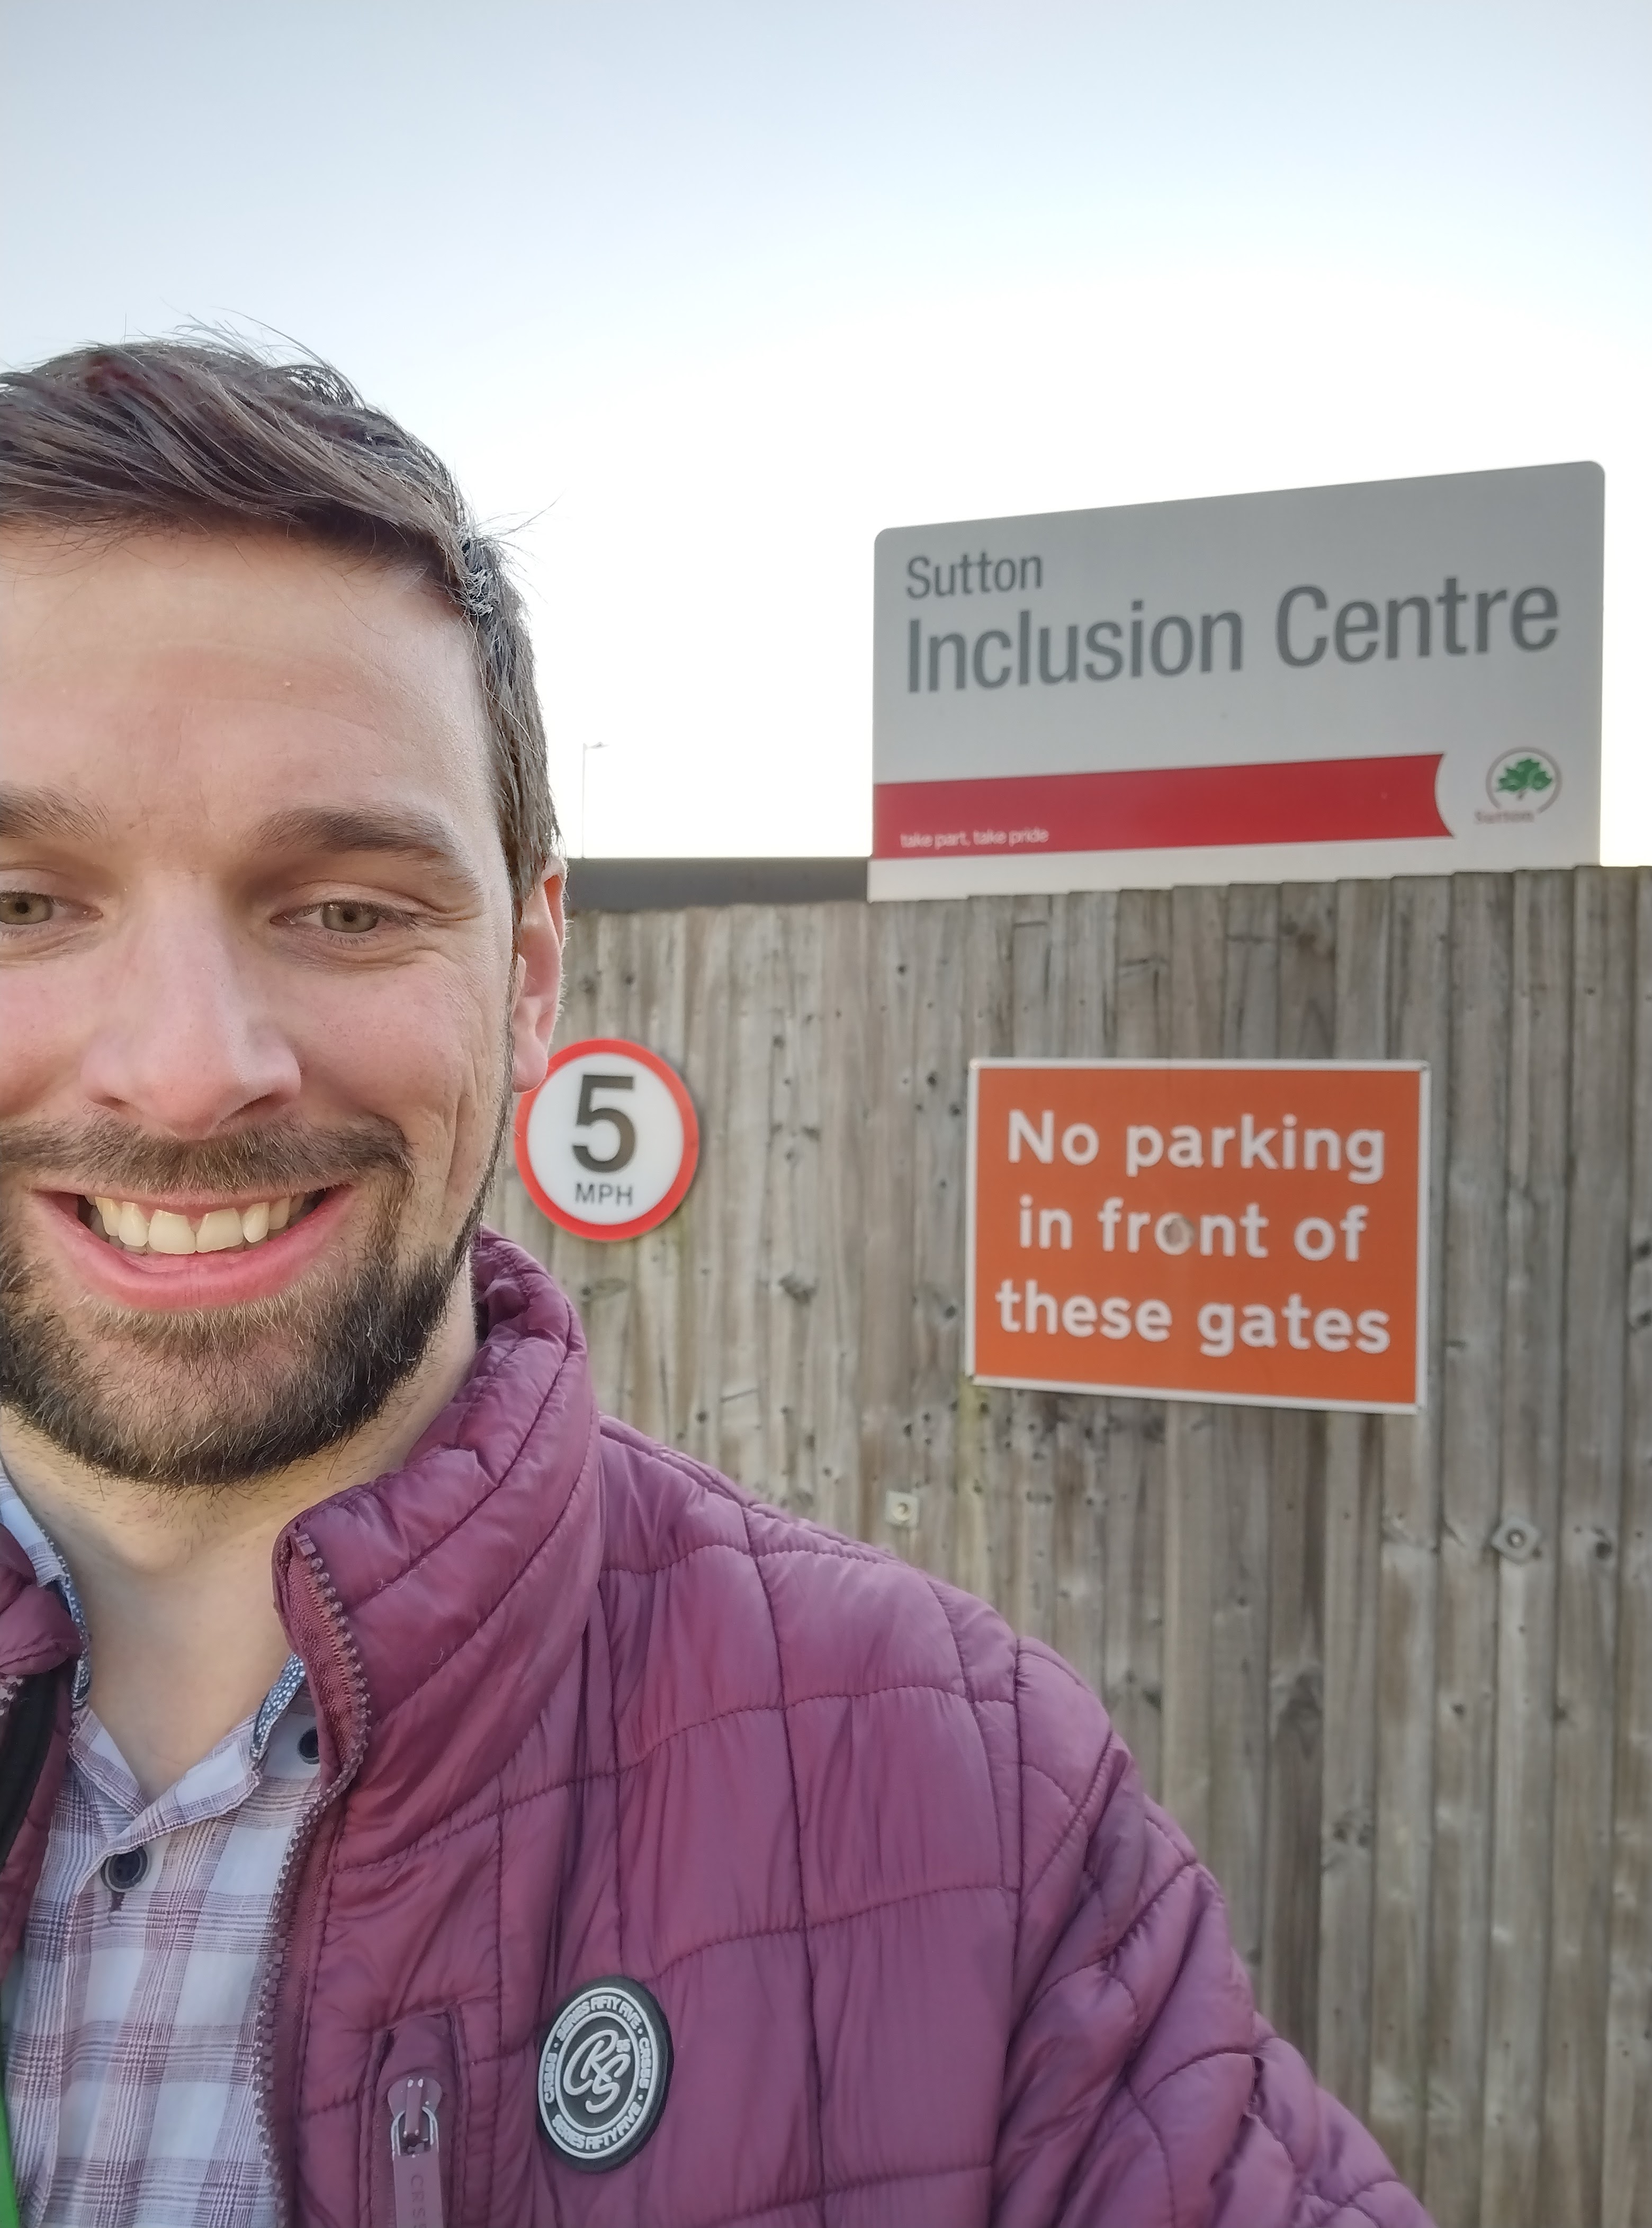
[0, 1288, 479, 1802]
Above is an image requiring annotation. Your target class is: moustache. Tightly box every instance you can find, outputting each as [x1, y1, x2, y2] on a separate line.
[0, 1114, 414, 1197]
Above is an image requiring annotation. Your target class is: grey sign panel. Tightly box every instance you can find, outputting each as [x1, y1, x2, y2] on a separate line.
[871, 463, 1602, 897]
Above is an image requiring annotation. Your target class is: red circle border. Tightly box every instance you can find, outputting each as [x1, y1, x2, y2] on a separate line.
[513, 1037, 700, 1243]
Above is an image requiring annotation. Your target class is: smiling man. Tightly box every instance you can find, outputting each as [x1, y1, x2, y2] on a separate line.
[0, 342, 1429, 2228]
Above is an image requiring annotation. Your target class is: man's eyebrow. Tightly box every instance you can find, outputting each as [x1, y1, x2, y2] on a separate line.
[0, 785, 111, 845]
[252, 805, 483, 890]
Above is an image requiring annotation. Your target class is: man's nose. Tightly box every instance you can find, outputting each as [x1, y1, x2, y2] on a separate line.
[79, 894, 303, 1136]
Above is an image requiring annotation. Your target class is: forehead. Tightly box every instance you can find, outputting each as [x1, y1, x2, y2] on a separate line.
[0, 527, 496, 838]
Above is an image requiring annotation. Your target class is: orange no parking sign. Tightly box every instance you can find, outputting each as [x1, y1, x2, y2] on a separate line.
[967, 1061, 1429, 1413]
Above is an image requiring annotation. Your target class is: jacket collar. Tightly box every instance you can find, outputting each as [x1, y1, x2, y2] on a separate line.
[273, 1232, 603, 1831]
[0, 1524, 82, 1688]
[0, 1523, 82, 1967]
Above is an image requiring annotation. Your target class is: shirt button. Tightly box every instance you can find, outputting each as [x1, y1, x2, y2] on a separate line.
[101, 1845, 151, 1894]
[297, 1726, 320, 1765]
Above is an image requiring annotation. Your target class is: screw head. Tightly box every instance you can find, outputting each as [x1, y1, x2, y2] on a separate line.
[1490, 1515, 1542, 1564]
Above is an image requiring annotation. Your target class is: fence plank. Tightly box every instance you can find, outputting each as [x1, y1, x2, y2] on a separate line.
[950, 899, 1016, 1603]
[1368, 875, 1452, 2186]
[1103, 888, 1174, 1795]
[1205, 883, 1280, 1986]
[1317, 878, 1393, 2119]
[625, 910, 692, 1447]
[759, 904, 827, 1512]
[712, 910, 776, 1487]
[1261, 1408, 1324, 2048]
[1161, 884, 1227, 1854]
[906, 900, 971, 1579]
[1006, 899, 1067, 1639]
[1263, 881, 1337, 2061]
[1053, 1397, 1107, 1701]
[678, 906, 737, 1470]
[859, 902, 923, 1546]
[1603, 868, 1652, 2228]
[1478, 871, 1573, 2227]
[1471, 869, 1578, 2210]
[1319, 1416, 1384, 2116]
[1422, 875, 1512, 2225]
[1052, 893, 1120, 1697]
[810, 902, 869, 1538]
[1540, 869, 1636, 2227]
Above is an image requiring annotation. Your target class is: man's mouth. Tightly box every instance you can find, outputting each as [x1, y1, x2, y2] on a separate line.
[76, 1192, 325, 1256]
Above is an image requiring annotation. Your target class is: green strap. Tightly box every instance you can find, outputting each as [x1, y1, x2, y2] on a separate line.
[0, 2051, 19, 2228]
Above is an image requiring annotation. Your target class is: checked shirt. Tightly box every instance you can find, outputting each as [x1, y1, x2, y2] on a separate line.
[0, 1475, 316, 2228]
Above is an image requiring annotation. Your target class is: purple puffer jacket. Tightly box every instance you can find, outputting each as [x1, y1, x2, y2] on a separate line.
[0, 1234, 1430, 2226]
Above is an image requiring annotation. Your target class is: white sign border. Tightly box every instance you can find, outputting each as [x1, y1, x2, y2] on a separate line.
[514, 1036, 701, 1244]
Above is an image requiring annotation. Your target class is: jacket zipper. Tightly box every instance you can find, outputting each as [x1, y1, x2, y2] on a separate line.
[387, 2074, 446, 2228]
[253, 1532, 373, 2228]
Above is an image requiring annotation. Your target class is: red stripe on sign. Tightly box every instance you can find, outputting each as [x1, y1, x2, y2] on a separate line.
[873, 754, 1448, 858]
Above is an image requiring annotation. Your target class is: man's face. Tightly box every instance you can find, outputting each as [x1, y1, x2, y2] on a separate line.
[0, 529, 562, 1486]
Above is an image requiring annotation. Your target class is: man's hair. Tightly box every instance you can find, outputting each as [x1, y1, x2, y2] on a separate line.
[0, 337, 561, 912]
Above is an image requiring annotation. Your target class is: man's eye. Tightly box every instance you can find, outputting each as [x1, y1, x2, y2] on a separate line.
[316, 900, 386, 935]
[0, 892, 53, 927]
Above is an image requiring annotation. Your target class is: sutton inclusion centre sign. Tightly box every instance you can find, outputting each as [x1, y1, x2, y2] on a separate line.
[870, 462, 1603, 899]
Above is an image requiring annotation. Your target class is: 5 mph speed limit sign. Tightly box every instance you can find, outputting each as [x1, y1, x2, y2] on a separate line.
[514, 1038, 700, 1242]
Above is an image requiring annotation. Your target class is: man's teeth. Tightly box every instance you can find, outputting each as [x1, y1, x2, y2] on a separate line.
[88, 1194, 304, 1254]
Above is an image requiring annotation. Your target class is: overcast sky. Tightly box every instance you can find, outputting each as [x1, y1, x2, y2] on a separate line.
[4, 1, 1648, 860]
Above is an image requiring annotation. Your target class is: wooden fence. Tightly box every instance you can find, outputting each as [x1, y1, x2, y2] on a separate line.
[484, 865, 1652, 2228]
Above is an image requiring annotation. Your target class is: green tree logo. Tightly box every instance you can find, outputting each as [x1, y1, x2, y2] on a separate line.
[1496, 755, 1555, 798]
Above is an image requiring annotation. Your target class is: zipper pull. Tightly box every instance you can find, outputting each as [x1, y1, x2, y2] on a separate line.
[388, 2073, 446, 2228]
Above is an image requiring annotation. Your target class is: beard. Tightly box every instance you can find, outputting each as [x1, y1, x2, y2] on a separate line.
[0, 1107, 501, 1490]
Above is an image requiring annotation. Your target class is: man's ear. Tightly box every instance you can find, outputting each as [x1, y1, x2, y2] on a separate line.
[509, 870, 566, 1092]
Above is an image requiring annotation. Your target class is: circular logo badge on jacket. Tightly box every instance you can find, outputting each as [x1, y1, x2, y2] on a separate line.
[536, 1978, 672, 2171]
